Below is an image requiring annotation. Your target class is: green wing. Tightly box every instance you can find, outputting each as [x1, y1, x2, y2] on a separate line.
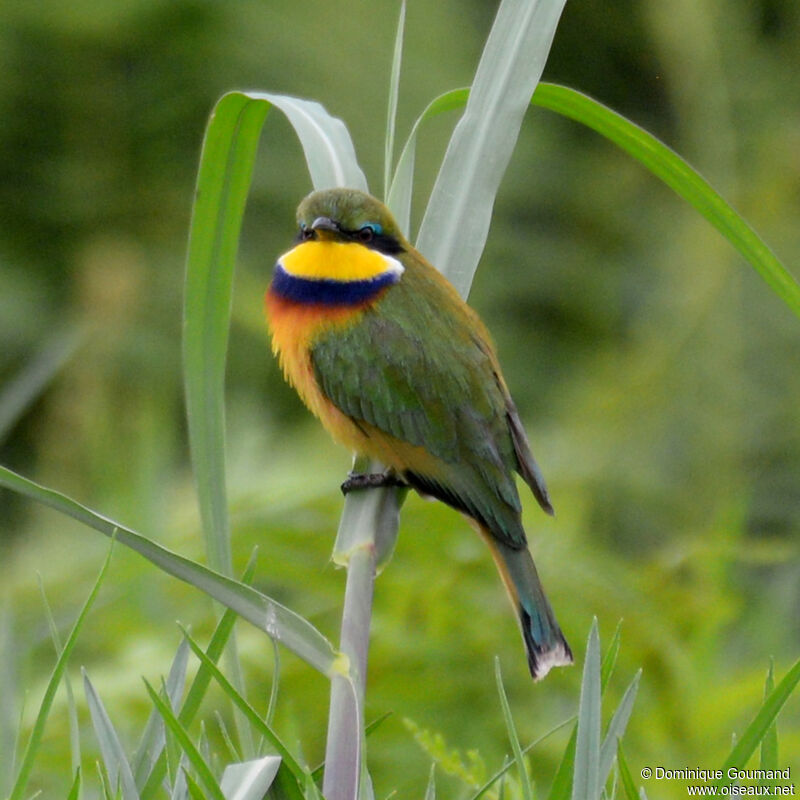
[311, 265, 531, 547]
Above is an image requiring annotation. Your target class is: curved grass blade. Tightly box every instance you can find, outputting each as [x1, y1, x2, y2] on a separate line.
[572, 619, 601, 800]
[383, 1, 406, 199]
[495, 657, 533, 800]
[598, 670, 641, 788]
[7, 541, 113, 800]
[470, 716, 574, 800]
[714, 656, 800, 789]
[616, 743, 639, 800]
[532, 82, 800, 319]
[38, 577, 82, 782]
[416, 0, 567, 296]
[143, 679, 225, 800]
[83, 669, 139, 800]
[184, 90, 366, 579]
[132, 638, 190, 790]
[0, 466, 341, 677]
[759, 659, 778, 777]
[178, 627, 306, 784]
[141, 555, 258, 800]
[386, 88, 468, 234]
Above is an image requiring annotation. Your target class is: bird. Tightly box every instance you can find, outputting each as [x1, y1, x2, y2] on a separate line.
[264, 187, 572, 679]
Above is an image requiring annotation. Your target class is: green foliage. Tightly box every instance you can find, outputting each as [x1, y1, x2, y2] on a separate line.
[1, 0, 799, 797]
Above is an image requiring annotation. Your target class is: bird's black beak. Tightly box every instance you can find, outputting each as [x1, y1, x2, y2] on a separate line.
[311, 216, 339, 233]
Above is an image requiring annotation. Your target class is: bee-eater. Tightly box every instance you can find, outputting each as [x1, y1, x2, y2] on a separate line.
[265, 188, 572, 679]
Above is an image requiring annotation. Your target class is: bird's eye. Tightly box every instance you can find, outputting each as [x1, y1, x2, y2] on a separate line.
[300, 226, 314, 241]
[358, 225, 377, 243]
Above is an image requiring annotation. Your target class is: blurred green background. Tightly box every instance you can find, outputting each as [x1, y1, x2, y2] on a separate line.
[1, 0, 799, 796]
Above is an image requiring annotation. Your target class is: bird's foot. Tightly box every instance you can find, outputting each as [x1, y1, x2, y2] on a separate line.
[340, 470, 407, 495]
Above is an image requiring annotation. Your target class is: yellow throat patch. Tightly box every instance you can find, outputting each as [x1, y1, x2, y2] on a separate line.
[278, 240, 403, 282]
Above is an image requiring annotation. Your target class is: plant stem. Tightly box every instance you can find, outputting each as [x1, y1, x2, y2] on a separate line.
[323, 458, 404, 799]
[322, 543, 376, 800]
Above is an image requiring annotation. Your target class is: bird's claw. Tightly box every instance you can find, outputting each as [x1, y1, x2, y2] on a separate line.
[340, 471, 407, 495]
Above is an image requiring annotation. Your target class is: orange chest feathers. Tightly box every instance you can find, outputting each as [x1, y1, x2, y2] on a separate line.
[263, 291, 368, 445]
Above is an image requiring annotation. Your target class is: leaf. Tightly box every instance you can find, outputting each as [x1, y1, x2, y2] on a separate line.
[495, 658, 533, 800]
[179, 627, 307, 785]
[600, 621, 623, 694]
[384, 0, 406, 199]
[416, 0, 568, 297]
[132, 638, 191, 790]
[471, 715, 574, 800]
[424, 763, 436, 800]
[184, 90, 366, 581]
[83, 669, 140, 800]
[715, 656, 800, 788]
[8, 542, 113, 800]
[759, 659, 778, 778]
[141, 554, 258, 800]
[220, 756, 281, 800]
[144, 679, 226, 800]
[615, 744, 639, 800]
[531, 83, 800, 319]
[598, 670, 641, 788]
[67, 767, 82, 800]
[572, 619, 601, 800]
[386, 88, 468, 235]
[546, 726, 577, 800]
[0, 465, 341, 677]
[38, 576, 82, 781]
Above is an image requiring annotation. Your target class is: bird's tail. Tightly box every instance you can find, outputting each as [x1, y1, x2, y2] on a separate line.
[480, 527, 573, 680]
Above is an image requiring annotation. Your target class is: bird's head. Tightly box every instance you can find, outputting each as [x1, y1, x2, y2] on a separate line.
[295, 188, 406, 254]
[270, 189, 407, 304]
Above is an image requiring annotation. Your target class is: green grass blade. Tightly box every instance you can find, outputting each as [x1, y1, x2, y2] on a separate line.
[598, 670, 641, 788]
[0, 326, 83, 444]
[383, 0, 406, 199]
[143, 678, 226, 800]
[416, 0, 567, 296]
[546, 726, 577, 800]
[714, 656, 800, 788]
[83, 669, 140, 800]
[759, 659, 778, 776]
[615, 744, 639, 800]
[179, 627, 306, 784]
[38, 576, 82, 784]
[495, 658, 533, 800]
[572, 619, 601, 800]
[0, 607, 16, 796]
[0, 466, 340, 677]
[132, 638, 191, 789]
[531, 82, 800, 319]
[141, 555, 257, 800]
[386, 88, 468, 234]
[8, 542, 113, 800]
[470, 715, 573, 800]
[184, 90, 366, 579]
[600, 621, 623, 695]
[424, 763, 436, 800]
[67, 767, 82, 800]
[183, 91, 268, 577]
[184, 769, 204, 800]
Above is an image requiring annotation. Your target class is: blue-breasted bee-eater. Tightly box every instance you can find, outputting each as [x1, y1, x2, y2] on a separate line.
[265, 188, 572, 679]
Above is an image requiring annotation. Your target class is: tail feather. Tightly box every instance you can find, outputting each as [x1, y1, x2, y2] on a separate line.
[482, 528, 572, 680]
